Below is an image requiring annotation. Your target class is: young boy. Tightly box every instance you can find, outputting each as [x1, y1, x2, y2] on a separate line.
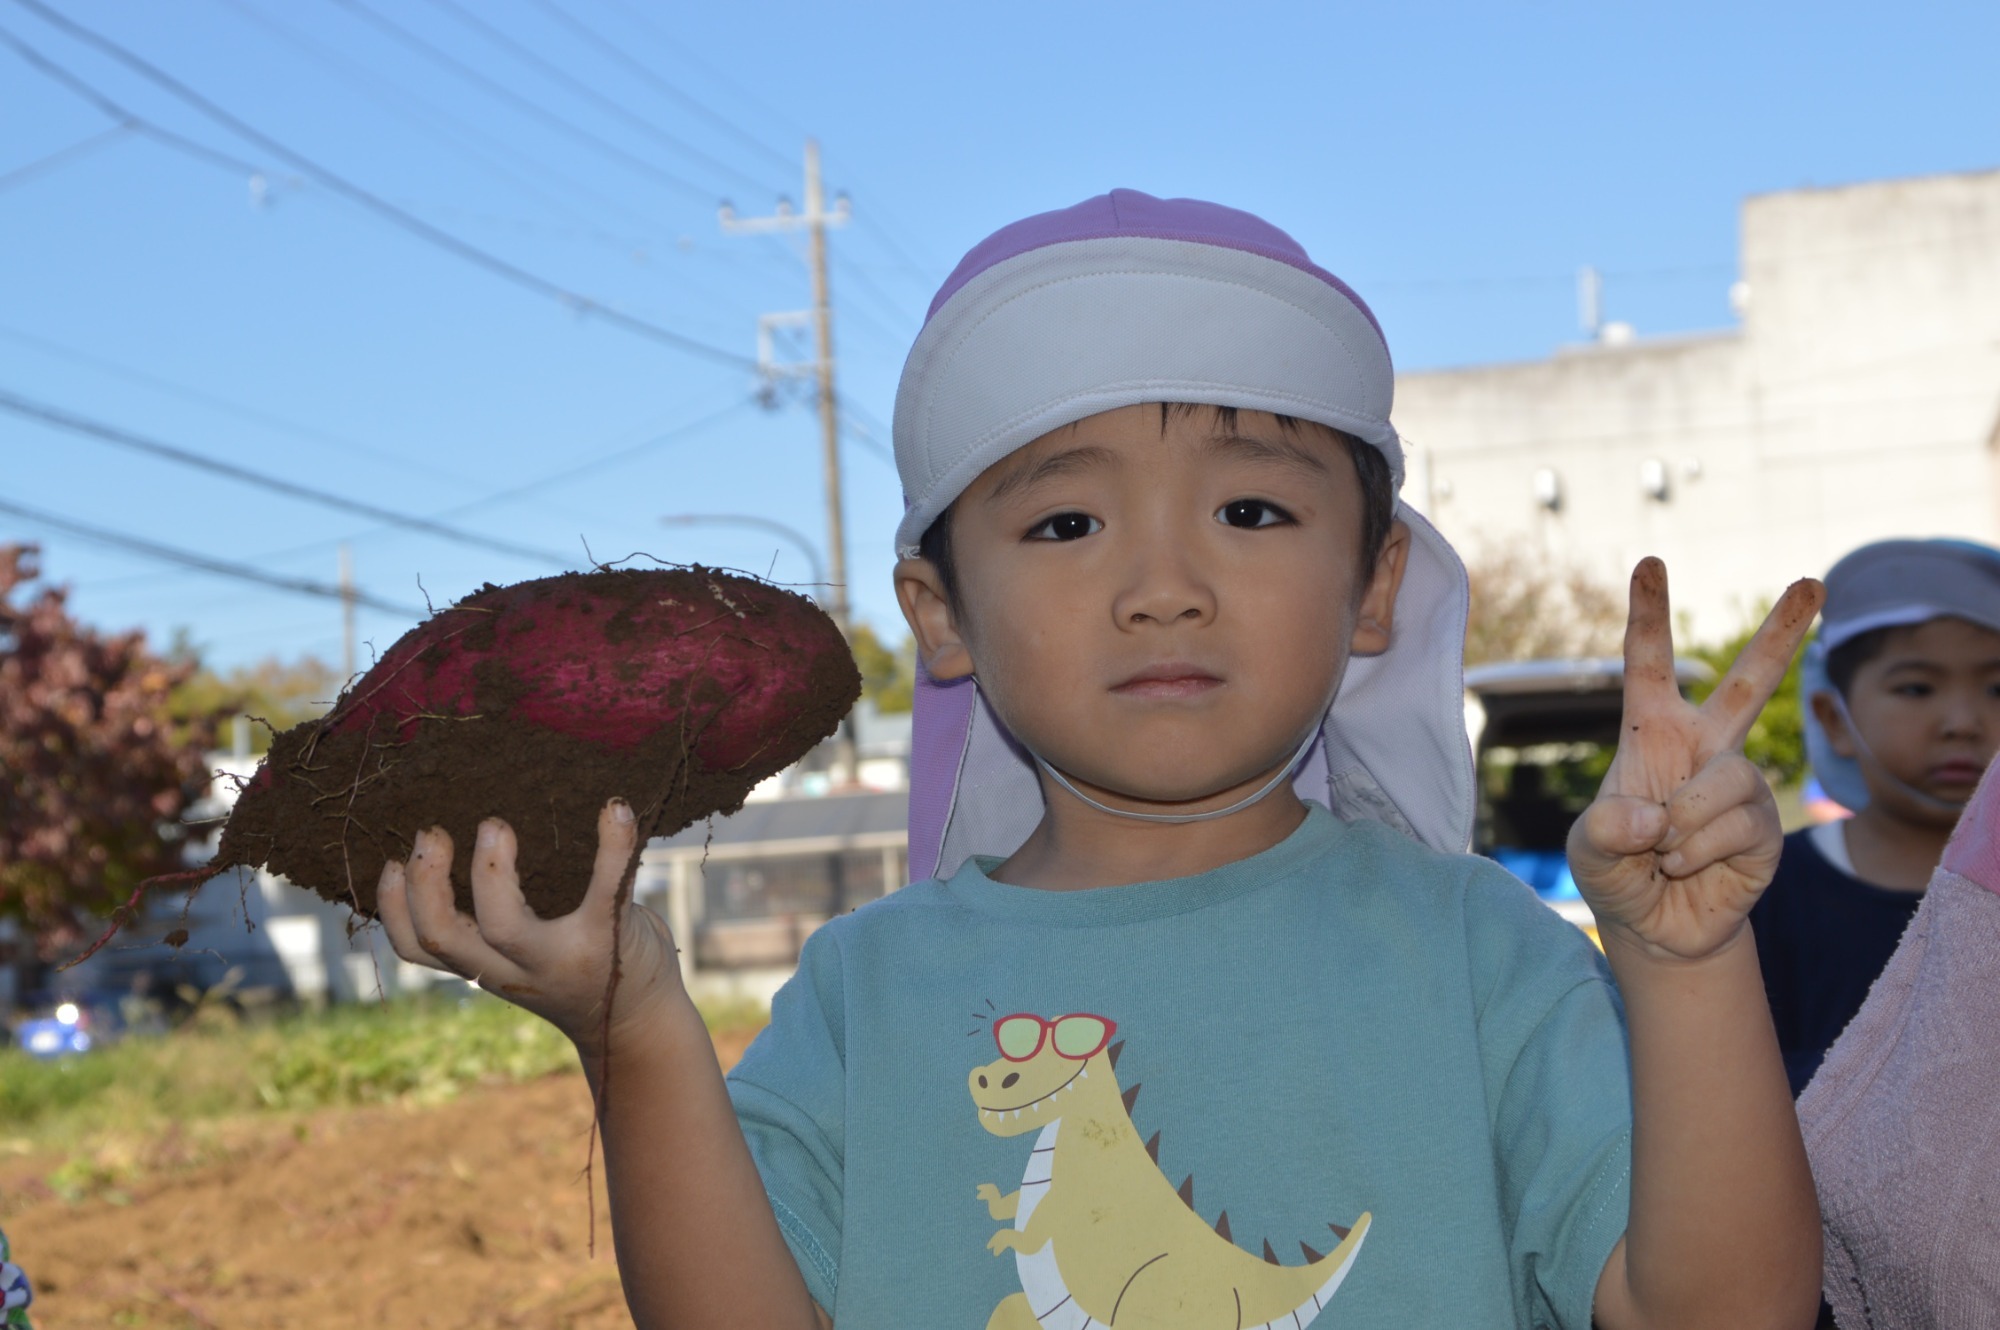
[1752, 538, 2000, 1095]
[375, 192, 1821, 1327]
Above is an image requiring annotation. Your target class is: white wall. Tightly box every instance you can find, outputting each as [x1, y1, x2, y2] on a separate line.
[1397, 168, 2000, 642]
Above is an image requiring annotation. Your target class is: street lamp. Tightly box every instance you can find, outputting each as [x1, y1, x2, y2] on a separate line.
[659, 513, 828, 606]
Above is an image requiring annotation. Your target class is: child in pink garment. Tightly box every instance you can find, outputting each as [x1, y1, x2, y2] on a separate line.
[1799, 754, 2000, 1328]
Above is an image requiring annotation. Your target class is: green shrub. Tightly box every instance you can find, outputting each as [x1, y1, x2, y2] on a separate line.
[1686, 609, 1812, 788]
[0, 992, 762, 1150]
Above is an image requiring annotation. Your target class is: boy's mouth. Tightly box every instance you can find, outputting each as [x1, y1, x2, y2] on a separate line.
[1112, 662, 1223, 699]
[1929, 759, 1987, 787]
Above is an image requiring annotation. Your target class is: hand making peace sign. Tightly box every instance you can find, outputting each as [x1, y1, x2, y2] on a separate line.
[1568, 558, 1825, 961]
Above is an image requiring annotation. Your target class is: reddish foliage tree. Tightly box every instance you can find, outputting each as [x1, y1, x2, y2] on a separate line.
[0, 544, 219, 958]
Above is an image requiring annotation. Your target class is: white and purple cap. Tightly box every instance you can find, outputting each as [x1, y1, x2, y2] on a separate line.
[895, 190, 1474, 880]
[1804, 537, 2000, 812]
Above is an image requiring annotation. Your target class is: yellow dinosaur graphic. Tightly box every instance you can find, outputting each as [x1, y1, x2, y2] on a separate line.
[969, 1011, 1370, 1329]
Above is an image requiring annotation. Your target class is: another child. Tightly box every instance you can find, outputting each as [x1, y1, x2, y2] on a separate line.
[1750, 538, 2000, 1094]
[376, 192, 1821, 1327]
[1798, 752, 2000, 1327]
[1, 1225, 33, 1329]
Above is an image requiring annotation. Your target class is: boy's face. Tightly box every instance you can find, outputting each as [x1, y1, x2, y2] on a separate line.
[896, 405, 1408, 812]
[1815, 615, 2000, 823]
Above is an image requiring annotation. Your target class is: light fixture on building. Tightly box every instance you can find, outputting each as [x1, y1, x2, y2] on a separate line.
[1533, 467, 1562, 511]
[1640, 458, 1671, 502]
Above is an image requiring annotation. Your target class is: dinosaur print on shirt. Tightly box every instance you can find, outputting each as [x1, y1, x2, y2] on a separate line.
[968, 1011, 1369, 1330]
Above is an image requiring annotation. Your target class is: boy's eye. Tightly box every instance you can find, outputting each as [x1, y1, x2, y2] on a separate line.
[1891, 681, 1935, 698]
[1026, 512, 1101, 542]
[1216, 499, 1293, 529]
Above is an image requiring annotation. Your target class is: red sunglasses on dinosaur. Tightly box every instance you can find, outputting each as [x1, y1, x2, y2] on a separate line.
[993, 1012, 1118, 1062]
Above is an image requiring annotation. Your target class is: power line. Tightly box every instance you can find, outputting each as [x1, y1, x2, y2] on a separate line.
[0, 495, 425, 616]
[808, 145, 945, 285]
[831, 253, 921, 342]
[855, 213, 943, 289]
[0, 122, 130, 193]
[0, 386, 578, 567]
[813, 288, 904, 359]
[431, 394, 761, 519]
[839, 402, 897, 467]
[210, 0, 605, 230]
[417, 0, 779, 199]
[40, 383, 760, 596]
[212, 0, 760, 325]
[0, 322, 479, 491]
[1351, 261, 1737, 292]
[519, 0, 798, 177]
[594, 0, 811, 156]
[0, 28, 273, 179]
[331, 0, 722, 208]
[0, 5, 758, 372]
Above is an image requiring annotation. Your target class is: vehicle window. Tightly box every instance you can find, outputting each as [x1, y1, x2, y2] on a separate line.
[1478, 740, 1614, 853]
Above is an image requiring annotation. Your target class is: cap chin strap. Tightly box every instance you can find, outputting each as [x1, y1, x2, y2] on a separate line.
[1829, 691, 1971, 814]
[1032, 725, 1321, 825]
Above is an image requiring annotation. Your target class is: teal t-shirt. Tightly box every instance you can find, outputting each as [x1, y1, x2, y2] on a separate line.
[727, 804, 1632, 1328]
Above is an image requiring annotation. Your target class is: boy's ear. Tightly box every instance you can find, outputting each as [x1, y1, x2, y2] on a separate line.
[1810, 690, 1858, 759]
[894, 557, 976, 682]
[1350, 520, 1412, 656]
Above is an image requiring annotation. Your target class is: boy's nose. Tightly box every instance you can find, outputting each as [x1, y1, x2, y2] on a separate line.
[1113, 561, 1216, 628]
[1120, 580, 1208, 628]
[1941, 691, 1987, 737]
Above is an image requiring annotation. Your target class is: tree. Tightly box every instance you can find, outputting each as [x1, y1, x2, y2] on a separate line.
[1686, 607, 1811, 787]
[1462, 539, 1625, 666]
[0, 545, 220, 959]
[172, 653, 340, 752]
[850, 622, 916, 713]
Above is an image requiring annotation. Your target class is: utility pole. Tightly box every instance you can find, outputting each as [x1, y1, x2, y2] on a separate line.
[1578, 265, 1603, 340]
[338, 543, 357, 682]
[721, 139, 860, 786]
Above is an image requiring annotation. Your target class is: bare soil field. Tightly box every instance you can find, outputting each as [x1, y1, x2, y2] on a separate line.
[1, 1027, 758, 1329]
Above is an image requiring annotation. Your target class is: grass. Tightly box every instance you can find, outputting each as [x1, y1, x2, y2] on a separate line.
[0, 991, 765, 1169]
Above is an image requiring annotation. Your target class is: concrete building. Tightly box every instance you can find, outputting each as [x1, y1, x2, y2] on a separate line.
[1397, 167, 2000, 640]
[635, 699, 914, 1005]
[637, 788, 907, 1006]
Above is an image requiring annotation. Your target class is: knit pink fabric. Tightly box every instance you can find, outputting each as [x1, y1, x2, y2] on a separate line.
[1797, 758, 2000, 1327]
[1941, 759, 2000, 894]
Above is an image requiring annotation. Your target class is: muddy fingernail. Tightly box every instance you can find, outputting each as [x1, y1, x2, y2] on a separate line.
[611, 800, 634, 824]
[477, 820, 500, 849]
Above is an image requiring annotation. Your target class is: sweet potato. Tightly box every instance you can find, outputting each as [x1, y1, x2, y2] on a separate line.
[208, 566, 860, 921]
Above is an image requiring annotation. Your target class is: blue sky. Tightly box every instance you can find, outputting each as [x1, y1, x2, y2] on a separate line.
[3, 0, 1995, 674]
